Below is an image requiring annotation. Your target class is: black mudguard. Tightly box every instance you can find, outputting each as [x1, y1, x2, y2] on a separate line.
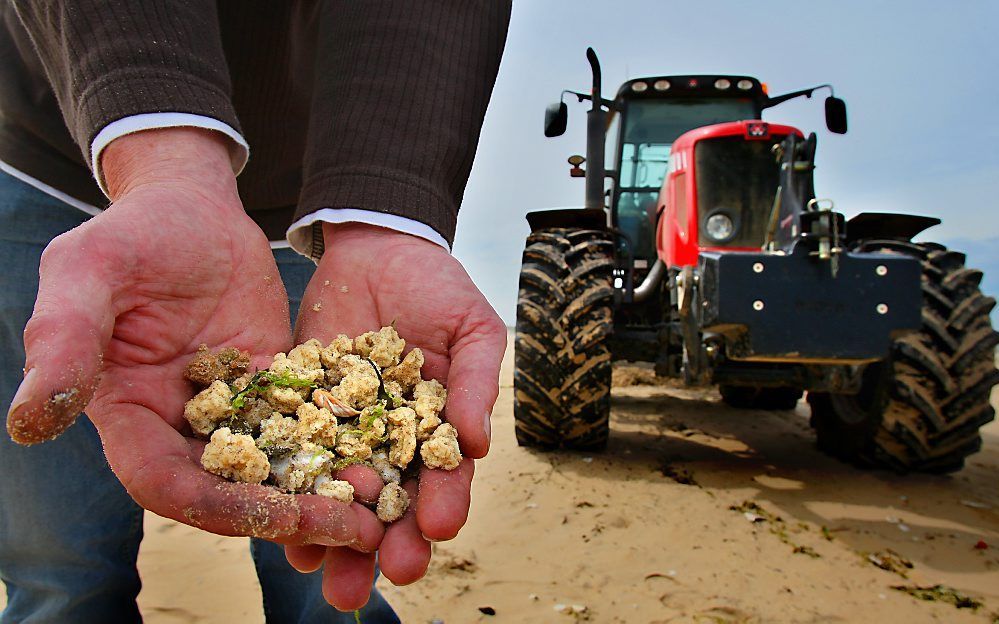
[699, 245, 921, 362]
[526, 208, 607, 232]
[845, 212, 940, 244]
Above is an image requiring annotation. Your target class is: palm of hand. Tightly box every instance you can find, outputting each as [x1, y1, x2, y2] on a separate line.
[287, 223, 506, 605]
[10, 185, 381, 547]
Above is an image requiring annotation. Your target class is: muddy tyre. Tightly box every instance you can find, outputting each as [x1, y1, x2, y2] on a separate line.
[809, 241, 999, 473]
[514, 228, 614, 450]
[719, 385, 803, 410]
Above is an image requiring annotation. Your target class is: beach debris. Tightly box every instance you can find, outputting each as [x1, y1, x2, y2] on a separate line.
[658, 461, 699, 486]
[554, 603, 589, 619]
[729, 500, 822, 558]
[961, 499, 992, 510]
[478, 606, 496, 616]
[866, 549, 914, 578]
[183, 327, 459, 523]
[974, 540, 988, 550]
[890, 584, 983, 611]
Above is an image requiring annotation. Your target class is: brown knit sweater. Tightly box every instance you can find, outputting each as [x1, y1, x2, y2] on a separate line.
[0, 1, 511, 245]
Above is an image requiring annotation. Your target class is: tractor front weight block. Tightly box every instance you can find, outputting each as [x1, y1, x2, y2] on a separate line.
[699, 247, 921, 362]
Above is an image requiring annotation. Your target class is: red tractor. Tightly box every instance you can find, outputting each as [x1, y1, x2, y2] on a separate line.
[514, 49, 998, 472]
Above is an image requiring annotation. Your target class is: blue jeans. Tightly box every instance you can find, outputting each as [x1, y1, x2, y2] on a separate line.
[0, 171, 398, 623]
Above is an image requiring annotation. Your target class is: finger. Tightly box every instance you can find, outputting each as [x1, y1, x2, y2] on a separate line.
[89, 400, 362, 544]
[378, 480, 431, 585]
[443, 312, 506, 459]
[334, 464, 383, 505]
[291, 498, 383, 551]
[7, 232, 115, 444]
[322, 547, 376, 612]
[416, 458, 474, 541]
[285, 544, 326, 573]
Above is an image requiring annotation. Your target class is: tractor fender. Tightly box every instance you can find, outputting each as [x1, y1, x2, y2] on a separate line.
[845, 212, 941, 244]
[526, 208, 608, 232]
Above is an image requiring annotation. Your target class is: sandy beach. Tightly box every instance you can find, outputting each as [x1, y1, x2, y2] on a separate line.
[3, 337, 998, 623]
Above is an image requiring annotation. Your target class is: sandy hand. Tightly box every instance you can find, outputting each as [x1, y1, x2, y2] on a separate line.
[285, 222, 506, 609]
[5, 128, 380, 549]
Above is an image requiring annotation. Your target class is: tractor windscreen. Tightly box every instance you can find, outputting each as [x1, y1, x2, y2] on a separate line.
[694, 136, 782, 249]
[616, 98, 757, 260]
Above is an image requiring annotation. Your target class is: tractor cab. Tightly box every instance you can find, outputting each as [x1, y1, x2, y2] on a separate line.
[542, 50, 846, 275]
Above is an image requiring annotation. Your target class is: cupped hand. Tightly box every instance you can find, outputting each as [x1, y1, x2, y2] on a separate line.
[285, 222, 506, 610]
[5, 128, 381, 550]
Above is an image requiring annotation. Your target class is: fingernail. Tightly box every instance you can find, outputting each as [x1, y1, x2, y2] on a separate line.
[482, 411, 492, 444]
[8, 368, 37, 417]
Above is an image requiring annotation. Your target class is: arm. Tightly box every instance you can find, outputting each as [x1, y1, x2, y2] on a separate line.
[287, 0, 512, 259]
[287, 0, 512, 610]
[10, 0, 248, 191]
[6, 1, 380, 549]
[7, 127, 382, 548]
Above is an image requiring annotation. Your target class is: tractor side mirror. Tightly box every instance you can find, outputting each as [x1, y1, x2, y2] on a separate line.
[825, 96, 848, 134]
[544, 102, 568, 137]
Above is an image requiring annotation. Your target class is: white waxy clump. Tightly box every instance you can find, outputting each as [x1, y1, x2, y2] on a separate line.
[376, 482, 409, 522]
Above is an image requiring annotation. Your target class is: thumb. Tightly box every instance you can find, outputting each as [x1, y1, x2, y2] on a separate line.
[7, 230, 116, 445]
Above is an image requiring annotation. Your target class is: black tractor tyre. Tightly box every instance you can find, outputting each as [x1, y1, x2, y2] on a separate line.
[514, 228, 615, 451]
[808, 241, 999, 473]
[719, 385, 803, 410]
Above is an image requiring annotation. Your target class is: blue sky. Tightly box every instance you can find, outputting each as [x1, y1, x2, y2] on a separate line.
[454, 1, 999, 325]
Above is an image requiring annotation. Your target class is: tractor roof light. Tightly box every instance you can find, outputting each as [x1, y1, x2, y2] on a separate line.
[714, 78, 731, 90]
[631, 81, 648, 93]
[653, 79, 671, 91]
[737, 79, 753, 90]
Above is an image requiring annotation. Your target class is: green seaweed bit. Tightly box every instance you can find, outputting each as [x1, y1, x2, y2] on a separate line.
[332, 456, 363, 472]
[890, 585, 982, 610]
[360, 402, 386, 428]
[308, 447, 329, 469]
[793, 545, 820, 558]
[231, 370, 316, 410]
[354, 610, 362, 624]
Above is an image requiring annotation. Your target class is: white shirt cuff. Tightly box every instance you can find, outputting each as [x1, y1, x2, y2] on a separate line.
[90, 113, 249, 198]
[287, 209, 451, 261]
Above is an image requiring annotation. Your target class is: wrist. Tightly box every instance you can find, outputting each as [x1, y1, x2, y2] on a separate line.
[101, 127, 238, 201]
[321, 221, 444, 249]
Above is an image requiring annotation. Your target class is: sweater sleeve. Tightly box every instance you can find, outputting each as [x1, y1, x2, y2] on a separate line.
[10, 0, 241, 171]
[295, 0, 511, 249]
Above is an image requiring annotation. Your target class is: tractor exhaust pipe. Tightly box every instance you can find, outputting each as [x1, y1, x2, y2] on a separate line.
[630, 259, 667, 303]
[584, 48, 606, 211]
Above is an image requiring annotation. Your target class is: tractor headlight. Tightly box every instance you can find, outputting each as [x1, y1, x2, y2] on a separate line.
[705, 211, 736, 242]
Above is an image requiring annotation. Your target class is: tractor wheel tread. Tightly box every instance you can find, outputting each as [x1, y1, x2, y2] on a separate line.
[515, 228, 613, 450]
[810, 241, 997, 473]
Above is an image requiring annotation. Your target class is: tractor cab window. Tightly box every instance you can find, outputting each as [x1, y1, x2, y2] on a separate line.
[615, 97, 757, 261]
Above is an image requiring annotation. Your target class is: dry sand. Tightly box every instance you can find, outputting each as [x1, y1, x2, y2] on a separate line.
[3, 337, 998, 623]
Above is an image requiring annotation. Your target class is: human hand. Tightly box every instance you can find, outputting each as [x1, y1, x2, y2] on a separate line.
[5, 128, 381, 550]
[283, 222, 506, 610]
